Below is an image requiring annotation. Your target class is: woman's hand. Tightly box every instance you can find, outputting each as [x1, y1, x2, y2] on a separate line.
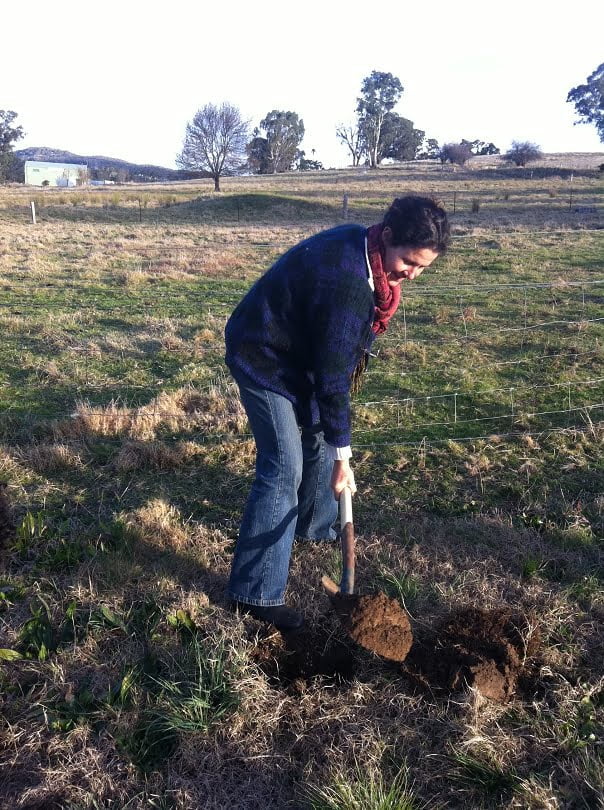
[331, 459, 356, 500]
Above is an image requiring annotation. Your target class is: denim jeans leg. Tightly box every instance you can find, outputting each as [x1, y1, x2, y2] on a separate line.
[295, 424, 338, 541]
[228, 377, 303, 606]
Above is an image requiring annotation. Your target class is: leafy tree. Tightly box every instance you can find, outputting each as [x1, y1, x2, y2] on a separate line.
[440, 142, 473, 166]
[297, 151, 323, 171]
[177, 102, 248, 191]
[503, 141, 543, 167]
[416, 137, 440, 160]
[378, 113, 424, 162]
[0, 110, 25, 183]
[567, 63, 604, 142]
[335, 123, 364, 166]
[461, 138, 500, 156]
[1, 152, 24, 183]
[246, 130, 271, 174]
[356, 71, 403, 168]
[250, 110, 305, 174]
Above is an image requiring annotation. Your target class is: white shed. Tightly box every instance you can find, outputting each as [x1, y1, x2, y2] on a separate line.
[25, 161, 88, 187]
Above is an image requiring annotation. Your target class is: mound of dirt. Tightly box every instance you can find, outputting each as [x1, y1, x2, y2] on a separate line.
[403, 607, 540, 702]
[248, 603, 539, 701]
[333, 591, 413, 663]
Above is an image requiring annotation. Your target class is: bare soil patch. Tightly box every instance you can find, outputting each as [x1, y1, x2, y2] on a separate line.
[250, 620, 357, 688]
[250, 605, 541, 702]
[403, 606, 541, 702]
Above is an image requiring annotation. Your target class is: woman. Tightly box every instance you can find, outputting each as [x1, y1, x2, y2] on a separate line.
[225, 195, 450, 630]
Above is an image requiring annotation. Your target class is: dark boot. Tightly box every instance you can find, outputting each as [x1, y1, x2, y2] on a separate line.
[232, 601, 304, 632]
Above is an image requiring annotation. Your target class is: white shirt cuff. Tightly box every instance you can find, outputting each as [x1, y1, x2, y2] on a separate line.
[325, 444, 352, 461]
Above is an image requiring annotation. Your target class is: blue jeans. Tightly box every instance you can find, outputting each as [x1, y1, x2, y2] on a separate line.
[228, 374, 338, 606]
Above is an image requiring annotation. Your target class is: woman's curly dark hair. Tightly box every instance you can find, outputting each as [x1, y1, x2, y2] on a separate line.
[383, 195, 450, 253]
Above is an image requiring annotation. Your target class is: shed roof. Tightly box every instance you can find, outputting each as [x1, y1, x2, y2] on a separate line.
[25, 160, 87, 170]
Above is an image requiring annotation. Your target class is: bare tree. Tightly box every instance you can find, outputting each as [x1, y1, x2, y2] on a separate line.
[76, 167, 89, 186]
[177, 103, 249, 191]
[503, 141, 543, 167]
[336, 123, 364, 166]
[440, 142, 473, 166]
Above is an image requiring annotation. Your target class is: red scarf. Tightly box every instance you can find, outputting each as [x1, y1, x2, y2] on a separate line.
[366, 223, 401, 335]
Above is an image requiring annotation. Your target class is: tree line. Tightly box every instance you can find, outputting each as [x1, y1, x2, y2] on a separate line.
[173, 63, 604, 189]
[2, 63, 602, 187]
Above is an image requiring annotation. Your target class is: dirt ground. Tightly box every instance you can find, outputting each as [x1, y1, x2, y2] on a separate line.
[251, 605, 541, 703]
[402, 606, 541, 702]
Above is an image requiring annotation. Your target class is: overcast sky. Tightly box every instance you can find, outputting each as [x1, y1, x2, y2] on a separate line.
[3, 0, 602, 169]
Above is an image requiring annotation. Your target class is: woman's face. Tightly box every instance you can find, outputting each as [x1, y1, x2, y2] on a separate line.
[382, 227, 438, 287]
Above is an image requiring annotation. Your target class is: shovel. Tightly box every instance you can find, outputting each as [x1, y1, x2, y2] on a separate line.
[322, 486, 355, 597]
[321, 487, 413, 663]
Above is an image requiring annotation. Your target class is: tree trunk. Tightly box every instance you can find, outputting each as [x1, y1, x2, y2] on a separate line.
[214, 174, 221, 192]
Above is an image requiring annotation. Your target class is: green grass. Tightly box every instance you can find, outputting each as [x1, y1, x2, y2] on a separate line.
[304, 763, 424, 810]
[0, 163, 602, 808]
[451, 751, 519, 798]
[118, 638, 239, 772]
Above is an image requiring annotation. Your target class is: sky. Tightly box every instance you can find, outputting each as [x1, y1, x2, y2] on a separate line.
[3, 0, 603, 170]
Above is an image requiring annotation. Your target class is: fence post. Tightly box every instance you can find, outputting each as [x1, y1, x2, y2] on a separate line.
[521, 288, 528, 350]
[459, 297, 468, 340]
[342, 192, 349, 220]
[30, 201, 37, 224]
[510, 388, 515, 428]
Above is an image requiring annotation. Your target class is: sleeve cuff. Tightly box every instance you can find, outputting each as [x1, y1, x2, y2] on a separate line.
[325, 444, 352, 461]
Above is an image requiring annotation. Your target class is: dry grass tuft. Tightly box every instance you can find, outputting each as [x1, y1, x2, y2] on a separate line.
[113, 439, 202, 471]
[52, 383, 247, 442]
[122, 498, 190, 550]
[53, 400, 151, 440]
[17, 443, 85, 473]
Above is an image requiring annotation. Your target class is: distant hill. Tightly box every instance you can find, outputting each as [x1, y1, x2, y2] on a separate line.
[15, 147, 207, 183]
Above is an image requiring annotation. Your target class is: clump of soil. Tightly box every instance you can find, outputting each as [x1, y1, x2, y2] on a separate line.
[403, 606, 540, 702]
[332, 591, 413, 663]
[250, 621, 357, 688]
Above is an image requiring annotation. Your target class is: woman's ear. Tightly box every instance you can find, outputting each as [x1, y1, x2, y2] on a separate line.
[382, 226, 393, 246]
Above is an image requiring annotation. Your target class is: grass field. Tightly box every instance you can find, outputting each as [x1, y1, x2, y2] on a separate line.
[0, 158, 603, 809]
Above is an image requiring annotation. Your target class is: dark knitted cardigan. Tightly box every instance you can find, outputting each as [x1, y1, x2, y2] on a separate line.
[225, 224, 375, 447]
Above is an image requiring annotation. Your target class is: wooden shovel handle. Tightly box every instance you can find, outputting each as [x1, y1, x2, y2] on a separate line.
[340, 488, 355, 595]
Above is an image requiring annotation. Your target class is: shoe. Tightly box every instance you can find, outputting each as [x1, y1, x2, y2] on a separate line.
[232, 601, 304, 632]
[295, 532, 339, 544]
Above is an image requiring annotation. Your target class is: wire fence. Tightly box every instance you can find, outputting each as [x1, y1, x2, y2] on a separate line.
[0, 221, 602, 447]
